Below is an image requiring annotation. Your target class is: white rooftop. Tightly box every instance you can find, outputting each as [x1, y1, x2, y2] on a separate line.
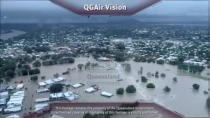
[101, 91, 113, 97]
[35, 97, 49, 103]
[37, 88, 49, 93]
[35, 103, 49, 111]
[16, 83, 24, 89]
[85, 87, 96, 93]
[6, 114, 20, 118]
[39, 82, 47, 87]
[72, 83, 83, 88]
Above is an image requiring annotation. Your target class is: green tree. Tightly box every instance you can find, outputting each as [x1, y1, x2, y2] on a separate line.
[141, 76, 148, 83]
[192, 84, 200, 90]
[156, 59, 164, 65]
[146, 83, 155, 89]
[49, 84, 63, 93]
[23, 64, 31, 70]
[31, 76, 38, 81]
[33, 60, 41, 67]
[29, 68, 40, 75]
[21, 69, 28, 76]
[155, 71, 159, 78]
[24, 47, 33, 53]
[116, 43, 125, 50]
[126, 85, 136, 93]
[160, 73, 166, 78]
[0, 79, 3, 84]
[58, 57, 75, 64]
[173, 77, 178, 82]
[85, 62, 91, 70]
[123, 63, 131, 73]
[41, 76, 46, 80]
[163, 86, 171, 92]
[116, 88, 124, 95]
[115, 52, 126, 62]
[0, 59, 16, 78]
[6, 70, 15, 78]
[134, 56, 146, 62]
[207, 97, 210, 108]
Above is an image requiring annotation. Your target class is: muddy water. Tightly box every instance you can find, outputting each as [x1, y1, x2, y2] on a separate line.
[5, 57, 209, 117]
[124, 61, 209, 117]
[40, 57, 209, 117]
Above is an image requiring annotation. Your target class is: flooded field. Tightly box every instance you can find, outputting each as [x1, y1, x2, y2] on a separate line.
[4, 57, 210, 118]
[0, 30, 25, 40]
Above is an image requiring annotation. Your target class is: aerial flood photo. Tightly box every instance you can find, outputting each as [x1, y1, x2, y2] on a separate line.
[0, 0, 209, 118]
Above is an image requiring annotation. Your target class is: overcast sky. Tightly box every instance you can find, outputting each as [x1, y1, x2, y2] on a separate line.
[0, 0, 208, 23]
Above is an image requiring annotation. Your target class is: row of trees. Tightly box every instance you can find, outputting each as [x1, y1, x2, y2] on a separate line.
[77, 62, 98, 71]
[116, 85, 136, 95]
[21, 68, 40, 76]
[0, 58, 16, 80]
[0, 55, 44, 82]
[33, 60, 41, 67]
[141, 76, 203, 92]
[134, 55, 205, 74]
[178, 64, 205, 73]
[116, 83, 172, 95]
[42, 57, 75, 66]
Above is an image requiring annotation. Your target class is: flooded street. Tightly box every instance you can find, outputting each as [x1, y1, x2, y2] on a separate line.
[5, 57, 209, 117]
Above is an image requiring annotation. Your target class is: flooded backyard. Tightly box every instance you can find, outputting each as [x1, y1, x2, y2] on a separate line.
[4, 57, 210, 118]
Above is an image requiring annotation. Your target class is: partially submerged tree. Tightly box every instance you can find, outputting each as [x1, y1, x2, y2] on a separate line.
[207, 97, 210, 108]
[160, 73, 166, 78]
[53, 73, 59, 78]
[163, 86, 171, 92]
[6, 70, 15, 78]
[33, 60, 41, 67]
[192, 84, 200, 90]
[155, 71, 159, 78]
[123, 63, 131, 73]
[126, 85, 136, 93]
[29, 68, 40, 75]
[0, 79, 3, 84]
[49, 83, 63, 93]
[146, 83, 155, 89]
[30, 76, 38, 81]
[173, 77, 178, 82]
[77, 64, 84, 71]
[116, 88, 124, 95]
[141, 76, 148, 83]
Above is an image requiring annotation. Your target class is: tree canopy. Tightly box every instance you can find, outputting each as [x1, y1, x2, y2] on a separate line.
[116, 88, 124, 95]
[126, 85, 136, 93]
[49, 84, 63, 93]
[146, 83, 155, 89]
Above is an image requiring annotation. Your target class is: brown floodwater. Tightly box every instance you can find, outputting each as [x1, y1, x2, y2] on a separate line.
[4, 57, 209, 118]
